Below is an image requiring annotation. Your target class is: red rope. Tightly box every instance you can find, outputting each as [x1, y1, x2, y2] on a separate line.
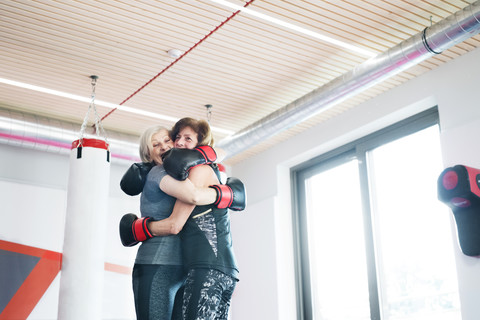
[100, 0, 256, 122]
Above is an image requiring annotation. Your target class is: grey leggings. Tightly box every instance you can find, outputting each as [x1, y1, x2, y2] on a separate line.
[182, 268, 237, 320]
[132, 264, 186, 320]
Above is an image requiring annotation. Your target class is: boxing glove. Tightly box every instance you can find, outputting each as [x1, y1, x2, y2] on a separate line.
[120, 162, 154, 196]
[119, 213, 153, 247]
[210, 177, 246, 211]
[163, 146, 217, 180]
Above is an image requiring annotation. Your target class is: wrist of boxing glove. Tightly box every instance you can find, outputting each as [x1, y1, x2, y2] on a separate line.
[132, 216, 154, 242]
[210, 184, 234, 209]
[195, 145, 217, 163]
[119, 213, 154, 247]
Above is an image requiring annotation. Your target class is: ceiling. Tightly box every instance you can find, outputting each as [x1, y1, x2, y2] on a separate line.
[1, 0, 479, 165]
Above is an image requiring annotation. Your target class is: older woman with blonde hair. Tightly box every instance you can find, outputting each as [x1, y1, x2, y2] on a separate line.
[120, 118, 245, 320]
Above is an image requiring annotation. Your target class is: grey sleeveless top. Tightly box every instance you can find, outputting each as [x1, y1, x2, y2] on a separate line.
[135, 165, 182, 265]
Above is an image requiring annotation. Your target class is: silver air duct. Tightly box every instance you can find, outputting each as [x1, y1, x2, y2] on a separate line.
[217, 1, 480, 158]
[0, 108, 140, 163]
[0, 1, 479, 161]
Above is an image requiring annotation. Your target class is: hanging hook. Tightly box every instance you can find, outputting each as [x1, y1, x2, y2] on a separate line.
[90, 75, 98, 97]
[205, 104, 213, 123]
[79, 75, 109, 145]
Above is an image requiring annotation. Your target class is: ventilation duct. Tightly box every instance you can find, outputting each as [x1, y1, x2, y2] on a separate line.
[0, 108, 140, 163]
[1, 1, 480, 161]
[217, 0, 480, 158]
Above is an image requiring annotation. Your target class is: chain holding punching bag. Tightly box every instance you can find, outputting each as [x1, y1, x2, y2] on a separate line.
[438, 164, 480, 257]
[58, 76, 111, 319]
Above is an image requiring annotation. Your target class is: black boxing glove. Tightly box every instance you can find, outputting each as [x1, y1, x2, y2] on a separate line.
[120, 162, 154, 196]
[119, 213, 154, 247]
[163, 146, 217, 180]
[209, 177, 246, 211]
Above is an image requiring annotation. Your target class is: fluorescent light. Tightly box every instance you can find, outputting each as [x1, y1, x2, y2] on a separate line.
[0, 78, 92, 103]
[208, 0, 376, 58]
[0, 77, 235, 135]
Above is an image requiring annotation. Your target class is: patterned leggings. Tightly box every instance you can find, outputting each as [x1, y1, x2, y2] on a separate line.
[182, 268, 237, 320]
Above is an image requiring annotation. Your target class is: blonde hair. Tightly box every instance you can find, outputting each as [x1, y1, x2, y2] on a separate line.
[171, 117, 214, 147]
[138, 125, 170, 163]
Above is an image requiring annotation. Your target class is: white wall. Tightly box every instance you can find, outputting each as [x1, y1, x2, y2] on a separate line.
[1, 47, 480, 320]
[0, 144, 139, 319]
[230, 46, 480, 320]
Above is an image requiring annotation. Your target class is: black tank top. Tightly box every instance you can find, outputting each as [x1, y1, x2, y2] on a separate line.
[180, 164, 239, 279]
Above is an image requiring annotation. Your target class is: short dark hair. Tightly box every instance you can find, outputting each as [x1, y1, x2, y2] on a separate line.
[171, 117, 214, 146]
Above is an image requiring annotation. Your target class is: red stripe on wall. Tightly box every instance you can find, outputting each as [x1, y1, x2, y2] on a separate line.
[0, 240, 132, 319]
[104, 262, 132, 275]
[0, 244, 62, 320]
[0, 240, 48, 257]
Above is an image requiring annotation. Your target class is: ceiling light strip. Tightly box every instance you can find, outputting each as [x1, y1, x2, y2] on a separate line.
[207, 0, 376, 57]
[0, 77, 234, 135]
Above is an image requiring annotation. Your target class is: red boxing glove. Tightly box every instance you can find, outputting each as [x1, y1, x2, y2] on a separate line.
[210, 177, 246, 211]
[163, 146, 217, 180]
[119, 213, 154, 247]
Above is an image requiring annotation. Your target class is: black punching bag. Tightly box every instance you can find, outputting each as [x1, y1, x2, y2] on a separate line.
[438, 165, 480, 256]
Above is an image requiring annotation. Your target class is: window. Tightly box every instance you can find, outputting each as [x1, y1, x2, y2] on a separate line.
[292, 108, 460, 320]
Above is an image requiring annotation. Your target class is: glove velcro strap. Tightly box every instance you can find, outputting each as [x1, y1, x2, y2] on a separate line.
[195, 146, 217, 163]
[211, 184, 233, 209]
[132, 217, 153, 242]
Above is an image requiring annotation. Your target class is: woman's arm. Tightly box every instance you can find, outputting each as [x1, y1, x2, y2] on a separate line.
[148, 165, 217, 236]
[157, 146, 225, 204]
[148, 200, 195, 236]
[159, 175, 217, 205]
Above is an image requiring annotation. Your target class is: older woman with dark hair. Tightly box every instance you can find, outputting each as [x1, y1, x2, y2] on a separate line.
[149, 117, 242, 320]
[120, 118, 245, 320]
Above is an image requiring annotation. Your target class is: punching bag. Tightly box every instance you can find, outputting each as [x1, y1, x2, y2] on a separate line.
[58, 76, 111, 319]
[438, 165, 480, 257]
[58, 138, 110, 319]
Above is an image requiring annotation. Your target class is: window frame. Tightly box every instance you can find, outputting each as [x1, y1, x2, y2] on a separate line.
[291, 107, 440, 320]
